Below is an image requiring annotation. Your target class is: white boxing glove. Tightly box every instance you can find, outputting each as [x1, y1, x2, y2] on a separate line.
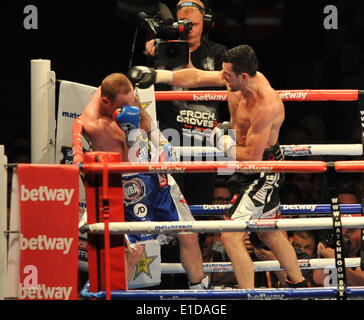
[210, 122, 236, 154]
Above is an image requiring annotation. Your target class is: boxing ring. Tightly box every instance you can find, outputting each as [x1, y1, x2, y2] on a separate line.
[2, 61, 364, 300]
[76, 88, 364, 301]
[78, 159, 364, 300]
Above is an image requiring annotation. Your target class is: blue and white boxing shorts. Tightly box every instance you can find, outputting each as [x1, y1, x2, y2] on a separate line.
[123, 173, 195, 244]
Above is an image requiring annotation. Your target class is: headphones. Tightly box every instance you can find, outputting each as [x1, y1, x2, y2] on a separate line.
[176, 1, 214, 36]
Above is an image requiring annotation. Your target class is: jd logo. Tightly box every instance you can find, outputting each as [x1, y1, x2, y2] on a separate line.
[134, 203, 147, 218]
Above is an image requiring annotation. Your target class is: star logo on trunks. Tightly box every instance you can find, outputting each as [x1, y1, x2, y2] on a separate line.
[133, 250, 158, 280]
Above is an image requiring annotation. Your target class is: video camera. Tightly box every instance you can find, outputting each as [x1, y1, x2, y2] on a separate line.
[139, 2, 192, 69]
[319, 230, 351, 255]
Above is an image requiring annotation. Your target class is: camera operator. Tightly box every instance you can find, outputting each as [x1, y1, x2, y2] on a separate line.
[312, 188, 364, 286]
[144, 0, 228, 205]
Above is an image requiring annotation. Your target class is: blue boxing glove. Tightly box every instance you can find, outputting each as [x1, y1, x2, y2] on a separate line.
[113, 106, 141, 147]
[113, 106, 151, 162]
[209, 121, 236, 154]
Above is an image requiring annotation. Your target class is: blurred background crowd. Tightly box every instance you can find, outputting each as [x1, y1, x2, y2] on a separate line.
[2, 1, 364, 162]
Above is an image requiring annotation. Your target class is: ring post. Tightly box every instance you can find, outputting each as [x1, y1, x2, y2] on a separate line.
[357, 90, 364, 271]
[30, 59, 56, 164]
[83, 152, 127, 298]
[101, 157, 111, 300]
[0, 146, 8, 300]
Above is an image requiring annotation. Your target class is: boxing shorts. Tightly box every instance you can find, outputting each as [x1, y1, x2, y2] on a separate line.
[123, 173, 194, 244]
[225, 142, 285, 221]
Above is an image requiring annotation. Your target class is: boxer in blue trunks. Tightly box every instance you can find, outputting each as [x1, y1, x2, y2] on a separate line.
[73, 72, 209, 288]
[122, 172, 193, 243]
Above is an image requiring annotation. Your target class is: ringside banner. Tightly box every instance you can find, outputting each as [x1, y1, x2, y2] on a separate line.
[8, 164, 79, 300]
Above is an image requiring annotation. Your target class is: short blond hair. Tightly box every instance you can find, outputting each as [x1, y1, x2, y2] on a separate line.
[101, 73, 132, 102]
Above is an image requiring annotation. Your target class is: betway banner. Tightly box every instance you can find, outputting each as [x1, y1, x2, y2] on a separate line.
[7, 164, 79, 300]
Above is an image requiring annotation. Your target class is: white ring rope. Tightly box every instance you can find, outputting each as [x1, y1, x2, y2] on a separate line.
[174, 144, 363, 158]
[161, 257, 361, 273]
[190, 203, 362, 215]
[81, 216, 364, 234]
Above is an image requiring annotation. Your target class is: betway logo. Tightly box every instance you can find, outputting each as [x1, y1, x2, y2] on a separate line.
[20, 283, 73, 300]
[21, 234, 73, 255]
[193, 94, 227, 101]
[21, 185, 75, 206]
[279, 91, 307, 100]
[281, 204, 317, 211]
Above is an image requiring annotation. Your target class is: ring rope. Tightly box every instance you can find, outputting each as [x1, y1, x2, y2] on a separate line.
[189, 203, 362, 215]
[82, 160, 327, 174]
[81, 160, 364, 174]
[335, 161, 364, 172]
[174, 144, 363, 158]
[161, 258, 361, 274]
[79, 282, 364, 300]
[81, 216, 364, 234]
[154, 89, 361, 102]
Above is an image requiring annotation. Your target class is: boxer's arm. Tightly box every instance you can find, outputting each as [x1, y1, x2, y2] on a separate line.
[72, 117, 84, 166]
[170, 69, 225, 88]
[127, 66, 225, 89]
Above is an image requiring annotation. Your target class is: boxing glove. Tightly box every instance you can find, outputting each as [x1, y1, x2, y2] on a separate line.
[113, 106, 141, 147]
[127, 66, 172, 89]
[127, 66, 156, 89]
[209, 121, 236, 154]
[113, 106, 151, 162]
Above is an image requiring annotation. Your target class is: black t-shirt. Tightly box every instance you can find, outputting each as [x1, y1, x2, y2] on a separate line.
[154, 40, 228, 147]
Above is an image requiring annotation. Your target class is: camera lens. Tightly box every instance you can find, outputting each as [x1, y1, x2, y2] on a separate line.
[165, 43, 180, 58]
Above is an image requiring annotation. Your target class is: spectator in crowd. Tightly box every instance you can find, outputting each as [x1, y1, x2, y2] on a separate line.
[299, 114, 327, 145]
[280, 182, 304, 205]
[312, 187, 364, 286]
[212, 177, 232, 205]
[288, 230, 317, 258]
[199, 177, 235, 287]
[288, 173, 326, 204]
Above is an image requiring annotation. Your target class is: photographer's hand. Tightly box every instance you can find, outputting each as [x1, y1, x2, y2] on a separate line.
[243, 234, 254, 256]
[145, 40, 156, 56]
[254, 247, 276, 261]
[317, 242, 335, 258]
